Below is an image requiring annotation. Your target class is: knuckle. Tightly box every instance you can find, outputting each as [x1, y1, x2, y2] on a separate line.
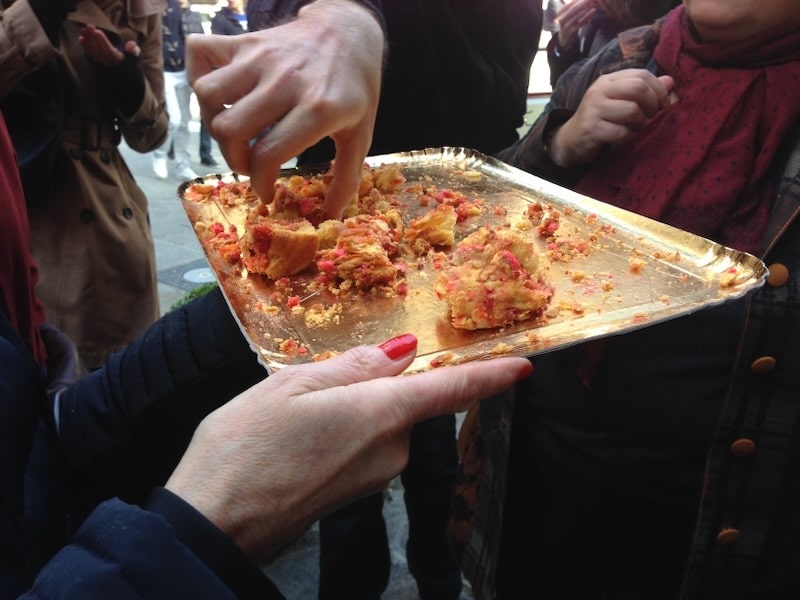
[346, 345, 380, 373]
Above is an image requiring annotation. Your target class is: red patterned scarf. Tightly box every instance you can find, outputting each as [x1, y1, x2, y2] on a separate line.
[574, 6, 800, 255]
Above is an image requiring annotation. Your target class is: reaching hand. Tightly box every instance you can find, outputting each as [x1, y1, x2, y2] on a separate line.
[547, 69, 677, 168]
[165, 334, 532, 561]
[186, 0, 384, 219]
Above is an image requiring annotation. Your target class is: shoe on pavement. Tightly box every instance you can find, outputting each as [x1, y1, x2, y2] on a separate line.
[176, 166, 199, 181]
[200, 155, 219, 167]
[152, 157, 168, 180]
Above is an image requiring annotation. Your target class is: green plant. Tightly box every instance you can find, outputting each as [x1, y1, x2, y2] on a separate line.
[169, 282, 219, 311]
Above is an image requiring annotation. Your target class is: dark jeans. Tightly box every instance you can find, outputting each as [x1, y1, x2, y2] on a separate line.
[319, 414, 462, 600]
[199, 121, 213, 161]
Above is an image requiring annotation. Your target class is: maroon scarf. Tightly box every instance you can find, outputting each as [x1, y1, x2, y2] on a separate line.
[574, 6, 800, 255]
[0, 112, 47, 366]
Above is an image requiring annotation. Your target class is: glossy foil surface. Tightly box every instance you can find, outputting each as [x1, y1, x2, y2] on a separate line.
[179, 148, 767, 374]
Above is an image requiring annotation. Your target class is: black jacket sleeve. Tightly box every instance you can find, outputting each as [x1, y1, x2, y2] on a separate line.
[145, 488, 285, 599]
[24, 496, 284, 599]
[101, 51, 146, 118]
[246, 0, 384, 31]
[55, 287, 268, 511]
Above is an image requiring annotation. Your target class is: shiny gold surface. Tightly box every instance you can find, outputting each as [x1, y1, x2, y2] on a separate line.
[180, 148, 767, 374]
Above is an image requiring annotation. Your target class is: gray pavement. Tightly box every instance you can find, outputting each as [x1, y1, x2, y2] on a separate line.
[123, 96, 547, 599]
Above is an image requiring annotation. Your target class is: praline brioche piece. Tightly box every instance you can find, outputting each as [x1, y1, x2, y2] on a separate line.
[316, 212, 404, 289]
[240, 213, 320, 279]
[434, 226, 553, 330]
[404, 204, 457, 253]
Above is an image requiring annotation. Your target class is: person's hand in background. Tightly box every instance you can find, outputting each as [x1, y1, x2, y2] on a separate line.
[187, 0, 384, 219]
[78, 23, 141, 66]
[547, 69, 677, 168]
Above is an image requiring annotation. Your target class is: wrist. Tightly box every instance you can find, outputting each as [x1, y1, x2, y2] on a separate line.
[541, 111, 576, 168]
[299, 0, 385, 35]
[545, 125, 571, 168]
[145, 488, 282, 595]
[165, 477, 287, 561]
[298, 0, 386, 70]
[554, 31, 578, 53]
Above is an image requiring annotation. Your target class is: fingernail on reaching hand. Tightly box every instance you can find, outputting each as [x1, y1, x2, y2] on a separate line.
[378, 333, 418, 360]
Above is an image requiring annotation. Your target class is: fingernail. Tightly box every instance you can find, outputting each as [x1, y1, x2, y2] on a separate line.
[518, 360, 535, 379]
[378, 333, 418, 360]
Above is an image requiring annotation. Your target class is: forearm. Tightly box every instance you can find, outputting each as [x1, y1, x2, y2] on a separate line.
[495, 108, 582, 186]
[118, 12, 168, 152]
[496, 42, 611, 184]
[56, 288, 267, 507]
[0, 0, 59, 98]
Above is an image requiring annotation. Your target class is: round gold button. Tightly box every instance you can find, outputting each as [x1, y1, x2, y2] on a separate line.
[750, 356, 776, 374]
[730, 438, 756, 457]
[716, 528, 740, 545]
[766, 263, 789, 287]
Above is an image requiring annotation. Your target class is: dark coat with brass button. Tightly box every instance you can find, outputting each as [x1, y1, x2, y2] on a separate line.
[0, 0, 168, 369]
[453, 19, 800, 600]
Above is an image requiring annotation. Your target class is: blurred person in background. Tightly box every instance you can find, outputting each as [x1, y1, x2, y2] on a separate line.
[151, 0, 199, 181]
[451, 1, 800, 598]
[165, 0, 219, 167]
[546, 0, 679, 87]
[0, 0, 167, 371]
[212, 0, 247, 36]
[205, 0, 246, 171]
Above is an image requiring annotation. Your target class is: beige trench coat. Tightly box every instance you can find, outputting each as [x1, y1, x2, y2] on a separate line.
[0, 0, 168, 368]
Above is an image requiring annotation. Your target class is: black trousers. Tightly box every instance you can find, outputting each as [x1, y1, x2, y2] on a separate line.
[496, 420, 696, 600]
[318, 414, 462, 600]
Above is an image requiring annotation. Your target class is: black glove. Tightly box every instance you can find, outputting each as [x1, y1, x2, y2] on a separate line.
[104, 49, 146, 118]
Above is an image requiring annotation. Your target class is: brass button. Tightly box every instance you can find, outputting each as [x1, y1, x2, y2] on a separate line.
[750, 356, 776, 374]
[122, 207, 134, 220]
[730, 438, 756, 457]
[716, 528, 740, 545]
[79, 209, 95, 224]
[766, 263, 789, 287]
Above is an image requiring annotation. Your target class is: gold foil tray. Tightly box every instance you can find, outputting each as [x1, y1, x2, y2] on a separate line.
[179, 147, 767, 374]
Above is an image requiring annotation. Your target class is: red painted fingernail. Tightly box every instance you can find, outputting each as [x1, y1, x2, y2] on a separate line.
[518, 361, 535, 379]
[378, 333, 418, 360]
